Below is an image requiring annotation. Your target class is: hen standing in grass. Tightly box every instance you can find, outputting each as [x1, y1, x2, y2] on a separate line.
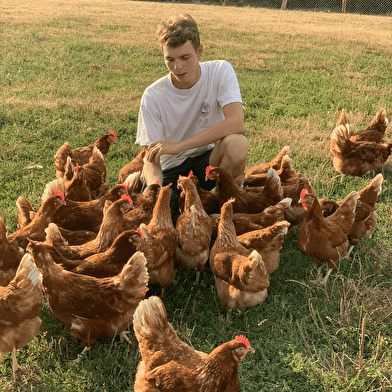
[298, 188, 359, 285]
[175, 172, 213, 283]
[54, 130, 116, 178]
[136, 184, 177, 295]
[321, 173, 383, 258]
[330, 110, 391, 179]
[209, 199, 270, 313]
[27, 240, 149, 363]
[133, 295, 255, 392]
[0, 252, 43, 379]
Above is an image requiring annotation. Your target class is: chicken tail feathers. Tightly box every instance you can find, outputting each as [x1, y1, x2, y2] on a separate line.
[41, 178, 66, 202]
[133, 296, 168, 337]
[54, 141, 71, 178]
[115, 251, 149, 295]
[331, 191, 360, 233]
[359, 173, 384, 206]
[330, 123, 351, 154]
[16, 253, 43, 289]
[45, 223, 68, 248]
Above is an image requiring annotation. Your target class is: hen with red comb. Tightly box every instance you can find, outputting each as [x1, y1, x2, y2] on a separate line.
[133, 295, 255, 392]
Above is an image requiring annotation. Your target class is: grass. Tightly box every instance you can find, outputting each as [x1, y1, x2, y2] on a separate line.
[1, 0, 392, 390]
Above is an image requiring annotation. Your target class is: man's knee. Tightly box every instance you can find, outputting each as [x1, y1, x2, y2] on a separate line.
[220, 134, 248, 163]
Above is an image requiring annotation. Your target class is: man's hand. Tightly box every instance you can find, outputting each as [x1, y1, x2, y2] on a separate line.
[146, 141, 181, 165]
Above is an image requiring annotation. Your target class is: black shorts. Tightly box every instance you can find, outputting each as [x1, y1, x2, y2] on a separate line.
[162, 149, 215, 217]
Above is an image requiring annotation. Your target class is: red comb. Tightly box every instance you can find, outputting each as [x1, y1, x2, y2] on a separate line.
[109, 130, 117, 138]
[76, 163, 79, 173]
[166, 183, 172, 188]
[137, 227, 143, 237]
[235, 335, 250, 347]
[121, 194, 133, 203]
[206, 166, 212, 175]
[55, 190, 65, 200]
[27, 238, 33, 243]
[228, 197, 235, 203]
[188, 170, 193, 179]
[300, 188, 308, 198]
[156, 180, 160, 185]
[120, 178, 128, 191]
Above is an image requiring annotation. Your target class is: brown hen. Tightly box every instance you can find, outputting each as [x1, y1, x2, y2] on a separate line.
[27, 240, 148, 362]
[210, 197, 292, 237]
[0, 217, 25, 286]
[175, 172, 213, 283]
[49, 229, 142, 278]
[133, 295, 255, 392]
[321, 173, 383, 257]
[0, 252, 43, 379]
[298, 188, 359, 285]
[51, 183, 127, 232]
[237, 220, 290, 275]
[245, 146, 291, 177]
[7, 191, 66, 251]
[45, 194, 133, 259]
[330, 117, 392, 179]
[136, 184, 177, 294]
[54, 130, 116, 178]
[209, 199, 270, 313]
[206, 166, 283, 214]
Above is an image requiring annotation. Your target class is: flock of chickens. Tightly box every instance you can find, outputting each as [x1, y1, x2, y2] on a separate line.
[0, 108, 390, 390]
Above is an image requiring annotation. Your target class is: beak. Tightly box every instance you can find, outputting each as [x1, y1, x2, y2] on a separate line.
[248, 346, 255, 354]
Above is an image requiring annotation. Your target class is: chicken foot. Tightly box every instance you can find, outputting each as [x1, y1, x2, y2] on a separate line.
[119, 331, 132, 345]
[73, 346, 91, 364]
[310, 266, 333, 286]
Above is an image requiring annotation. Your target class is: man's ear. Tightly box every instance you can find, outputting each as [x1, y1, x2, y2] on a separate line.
[197, 44, 203, 58]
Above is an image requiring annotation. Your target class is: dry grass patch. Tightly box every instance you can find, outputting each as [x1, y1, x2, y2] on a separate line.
[2, 0, 392, 51]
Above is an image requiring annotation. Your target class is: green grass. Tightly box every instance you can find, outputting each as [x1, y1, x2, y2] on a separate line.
[1, 1, 392, 391]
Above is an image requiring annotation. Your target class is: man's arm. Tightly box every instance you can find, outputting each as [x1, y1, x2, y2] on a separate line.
[146, 102, 244, 165]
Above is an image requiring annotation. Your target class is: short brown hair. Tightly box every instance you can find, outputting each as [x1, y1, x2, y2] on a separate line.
[157, 14, 200, 52]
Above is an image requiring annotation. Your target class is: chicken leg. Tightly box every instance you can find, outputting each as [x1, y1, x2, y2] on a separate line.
[310, 266, 333, 286]
[11, 347, 23, 380]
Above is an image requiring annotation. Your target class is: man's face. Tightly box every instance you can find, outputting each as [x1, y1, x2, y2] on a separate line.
[163, 40, 203, 89]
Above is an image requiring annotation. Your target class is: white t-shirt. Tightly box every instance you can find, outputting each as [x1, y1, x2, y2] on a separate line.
[136, 60, 242, 171]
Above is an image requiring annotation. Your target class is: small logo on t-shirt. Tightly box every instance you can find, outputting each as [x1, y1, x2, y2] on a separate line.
[201, 102, 210, 117]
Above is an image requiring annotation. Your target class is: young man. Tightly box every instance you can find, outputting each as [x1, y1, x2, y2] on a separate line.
[136, 14, 248, 217]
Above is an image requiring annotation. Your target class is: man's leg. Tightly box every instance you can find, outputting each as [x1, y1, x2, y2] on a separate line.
[209, 134, 248, 187]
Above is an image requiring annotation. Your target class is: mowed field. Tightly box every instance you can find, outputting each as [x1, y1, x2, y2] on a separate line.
[1, 1, 392, 391]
